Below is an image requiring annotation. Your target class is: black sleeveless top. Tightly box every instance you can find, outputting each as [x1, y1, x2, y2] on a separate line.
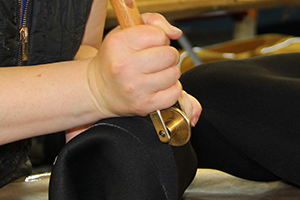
[0, 0, 93, 187]
[0, 140, 32, 187]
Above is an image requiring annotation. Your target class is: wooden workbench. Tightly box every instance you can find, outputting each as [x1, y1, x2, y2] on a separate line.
[106, 0, 300, 26]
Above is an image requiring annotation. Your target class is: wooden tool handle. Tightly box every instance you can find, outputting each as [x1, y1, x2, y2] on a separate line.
[110, 0, 144, 28]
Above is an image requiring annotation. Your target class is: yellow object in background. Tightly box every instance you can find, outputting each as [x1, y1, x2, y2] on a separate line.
[179, 34, 300, 73]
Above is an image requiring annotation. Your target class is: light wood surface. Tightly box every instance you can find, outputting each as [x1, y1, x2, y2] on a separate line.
[106, 0, 300, 26]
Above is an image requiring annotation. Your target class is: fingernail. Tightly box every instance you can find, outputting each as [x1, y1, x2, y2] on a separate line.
[191, 116, 199, 127]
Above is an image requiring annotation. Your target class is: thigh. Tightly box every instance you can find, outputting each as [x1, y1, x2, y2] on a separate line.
[181, 53, 300, 186]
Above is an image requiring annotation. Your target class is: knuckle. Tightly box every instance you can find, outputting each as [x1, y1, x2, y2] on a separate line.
[146, 13, 164, 25]
[160, 31, 170, 45]
[111, 61, 126, 77]
[146, 25, 170, 45]
[124, 83, 136, 95]
[105, 32, 123, 47]
[166, 46, 180, 64]
[171, 66, 181, 80]
[146, 27, 169, 45]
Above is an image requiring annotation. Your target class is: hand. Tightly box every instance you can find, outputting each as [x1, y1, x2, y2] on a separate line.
[87, 13, 184, 118]
[67, 13, 201, 142]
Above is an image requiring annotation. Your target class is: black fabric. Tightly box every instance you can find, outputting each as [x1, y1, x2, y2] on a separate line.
[190, 116, 280, 182]
[0, 0, 93, 67]
[0, 139, 32, 188]
[181, 53, 300, 186]
[27, 0, 93, 65]
[0, 0, 93, 188]
[0, 0, 19, 66]
[49, 117, 197, 200]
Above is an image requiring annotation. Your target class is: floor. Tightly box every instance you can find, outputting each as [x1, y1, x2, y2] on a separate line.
[182, 169, 300, 200]
[1, 169, 300, 200]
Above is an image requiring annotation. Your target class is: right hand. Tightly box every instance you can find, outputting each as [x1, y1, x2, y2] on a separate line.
[87, 13, 183, 118]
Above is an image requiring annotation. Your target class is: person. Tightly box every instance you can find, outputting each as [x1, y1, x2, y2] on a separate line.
[2, 0, 300, 199]
[0, 0, 201, 197]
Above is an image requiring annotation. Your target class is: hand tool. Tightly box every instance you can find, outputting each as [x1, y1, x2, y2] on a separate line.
[109, 0, 191, 146]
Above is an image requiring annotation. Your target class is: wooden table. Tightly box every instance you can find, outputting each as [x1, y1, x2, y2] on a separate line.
[106, 0, 300, 27]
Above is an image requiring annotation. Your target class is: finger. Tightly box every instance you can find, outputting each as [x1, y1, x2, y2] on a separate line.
[124, 25, 171, 50]
[179, 91, 193, 120]
[142, 13, 182, 40]
[188, 93, 202, 127]
[178, 91, 202, 127]
[102, 25, 170, 55]
[133, 46, 180, 74]
[140, 65, 180, 94]
[123, 81, 182, 116]
[148, 81, 182, 112]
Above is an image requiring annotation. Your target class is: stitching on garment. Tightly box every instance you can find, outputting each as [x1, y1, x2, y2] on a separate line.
[86, 122, 170, 199]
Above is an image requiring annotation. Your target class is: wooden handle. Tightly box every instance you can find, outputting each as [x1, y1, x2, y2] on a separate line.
[110, 0, 144, 28]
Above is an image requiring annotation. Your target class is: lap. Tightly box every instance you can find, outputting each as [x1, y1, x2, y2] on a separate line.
[181, 53, 300, 186]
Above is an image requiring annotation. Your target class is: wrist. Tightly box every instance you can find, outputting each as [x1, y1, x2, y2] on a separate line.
[86, 58, 114, 119]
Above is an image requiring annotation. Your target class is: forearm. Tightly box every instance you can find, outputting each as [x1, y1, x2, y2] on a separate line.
[0, 0, 109, 144]
[0, 59, 99, 145]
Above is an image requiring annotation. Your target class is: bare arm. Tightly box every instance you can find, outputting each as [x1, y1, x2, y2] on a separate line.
[0, 0, 108, 145]
[80, 0, 108, 50]
[0, 1, 201, 145]
[74, 0, 107, 60]
[0, 59, 99, 145]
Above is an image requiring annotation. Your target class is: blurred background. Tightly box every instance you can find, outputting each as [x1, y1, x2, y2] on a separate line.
[173, 6, 300, 47]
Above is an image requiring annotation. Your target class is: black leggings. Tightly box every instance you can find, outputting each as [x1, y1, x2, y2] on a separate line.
[50, 53, 300, 200]
[181, 53, 300, 186]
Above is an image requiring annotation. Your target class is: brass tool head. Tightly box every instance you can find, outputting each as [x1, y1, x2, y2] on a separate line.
[150, 105, 191, 147]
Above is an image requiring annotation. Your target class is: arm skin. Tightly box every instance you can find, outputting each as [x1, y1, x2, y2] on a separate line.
[0, 0, 201, 145]
[0, 0, 107, 145]
[0, 58, 98, 145]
